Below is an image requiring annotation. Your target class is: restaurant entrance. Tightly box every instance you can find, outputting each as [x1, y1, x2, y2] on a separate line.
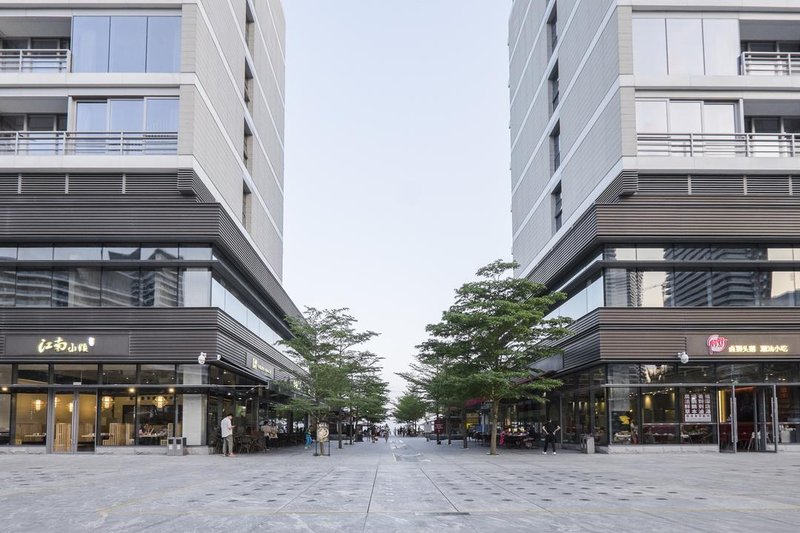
[718, 385, 777, 453]
[50, 391, 96, 453]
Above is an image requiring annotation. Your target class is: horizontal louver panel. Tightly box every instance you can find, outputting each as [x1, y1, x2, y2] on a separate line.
[125, 174, 179, 196]
[21, 175, 65, 195]
[68, 174, 124, 195]
[690, 175, 744, 195]
[747, 176, 790, 196]
[637, 175, 688, 195]
[0, 174, 17, 195]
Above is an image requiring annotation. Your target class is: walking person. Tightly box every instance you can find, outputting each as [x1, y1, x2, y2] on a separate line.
[304, 430, 313, 449]
[542, 418, 560, 455]
[221, 413, 235, 457]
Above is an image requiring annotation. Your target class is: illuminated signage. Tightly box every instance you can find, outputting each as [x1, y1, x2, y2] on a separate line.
[38, 336, 95, 354]
[686, 335, 797, 357]
[2, 334, 130, 357]
[246, 353, 274, 379]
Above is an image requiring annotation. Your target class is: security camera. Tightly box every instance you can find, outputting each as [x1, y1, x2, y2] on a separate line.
[198, 351, 207, 365]
[678, 351, 689, 364]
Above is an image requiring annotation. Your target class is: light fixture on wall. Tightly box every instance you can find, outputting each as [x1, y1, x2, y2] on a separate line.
[153, 395, 168, 409]
[68, 401, 73, 414]
[32, 399, 44, 412]
[101, 396, 114, 410]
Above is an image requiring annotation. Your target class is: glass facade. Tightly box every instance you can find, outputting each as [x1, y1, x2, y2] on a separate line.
[72, 16, 181, 73]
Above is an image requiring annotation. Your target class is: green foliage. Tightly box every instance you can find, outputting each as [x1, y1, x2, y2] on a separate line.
[407, 260, 572, 455]
[392, 390, 428, 426]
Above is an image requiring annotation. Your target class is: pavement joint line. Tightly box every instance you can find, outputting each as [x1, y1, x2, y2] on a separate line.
[362, 461, 381, 533]
[418, 456, 463, 514]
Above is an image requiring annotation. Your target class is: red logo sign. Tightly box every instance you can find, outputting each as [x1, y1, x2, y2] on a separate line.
[706, 335, 728, 354]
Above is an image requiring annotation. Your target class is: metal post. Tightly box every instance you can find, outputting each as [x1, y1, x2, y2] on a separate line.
[772, 384, 779, 453]
[731, 386, 737, 454]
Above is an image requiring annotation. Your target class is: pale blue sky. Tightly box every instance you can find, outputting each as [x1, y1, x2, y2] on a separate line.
[283, 0, 513, 400]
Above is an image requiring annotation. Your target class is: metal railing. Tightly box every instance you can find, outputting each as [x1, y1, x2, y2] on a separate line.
[637, 132, 800, 158]
[0, 131, 178, 155]
[0, 49, 70, 72]
[741, 51, 800, 76]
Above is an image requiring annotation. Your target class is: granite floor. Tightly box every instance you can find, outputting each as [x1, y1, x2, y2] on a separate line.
[1, 437, 799, 532]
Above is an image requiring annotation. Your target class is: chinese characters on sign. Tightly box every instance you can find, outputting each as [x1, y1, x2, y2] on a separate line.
[728, 344, 789, 354]
[37, 336, 95, 354]
[684, 393, 712, 423]
[699, 335, 793, 356]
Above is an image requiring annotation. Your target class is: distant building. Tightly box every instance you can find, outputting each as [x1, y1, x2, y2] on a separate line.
[509, 0, 800, 452]
[0, 0, 305, 454]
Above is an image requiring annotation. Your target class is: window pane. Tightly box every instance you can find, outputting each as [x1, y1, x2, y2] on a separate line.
[604, 268, 629, 307]
[767, 248, 794, 260]
[637, 247, 667, 261]
[608, 364, 640, 385]
[673, 271, 711, 306]
[642, 387, 678, 443]
[605, 247, 636, 261]
[15, 393, 47, 445]
[53, 268, 102, 307]
[75, 102, 107, 131]
[702, 19, 740, 75]
[0, 394, 9, 445]
[54, 364, 98, 385]
[109, 17, 146, 72]
[15, 270, 52, 307]
[146, 17, 181, 73]
[109, 100, 144, 132]
[141, 268, 179, 307]
[610, 387, 640, 444]
[0, 365, 11, 384]
[0, 270, 14, 307]
[137, 392, 174, 445]
[181, 269, 211, 307]
[101, 270, 140, 307]
[762, 271, 796, 306]
[178, 245, 212, 260]
[72, 17, 110, 73]
[710, 271, 759, 306]
[53, 247, 102, 261]
[101, 364, 136, 385]
[667, 19, 704, 75]
[17, 364, 49, 385]
[710, 246, 763, 261]
[586, 274, 604, 311]
[703, 104, 737, 134]
[103, 246, 141, 260]
[145, 99, 179, 132]
[17, 246, 52, 260]
[717, 363, 761, 383]
[669, 101, 703, 133]
[98, 390, 135, 446]
[0, 247, 16, 260]
[636, 100, 668, 133]
[142, 246, 178, 260]
[140, 364, 176, 385]
[633, 18, 667, 76]
[678, 365, 715, 383]
[634, 271, 673, 307]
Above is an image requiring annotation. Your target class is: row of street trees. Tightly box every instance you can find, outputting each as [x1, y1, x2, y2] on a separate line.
[281, 307, 389, 455]
[400, 260, 572, 455]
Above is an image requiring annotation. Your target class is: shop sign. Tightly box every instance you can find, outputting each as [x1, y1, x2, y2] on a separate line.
[684, 393, 712, 423]
[687, 335, 796, 357]
[317, 422, 329, 442]
[2, 334, 130, 357]
[246, 353, 274, 379]
[434, 418, 445, 434]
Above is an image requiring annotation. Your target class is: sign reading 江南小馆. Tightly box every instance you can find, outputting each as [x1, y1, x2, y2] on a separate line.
[246, 353, 274, 379]
[687, 335, 797, 357]
[2, 334, 130, 357]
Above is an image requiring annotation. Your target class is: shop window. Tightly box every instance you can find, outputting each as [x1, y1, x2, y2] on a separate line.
[178, 364, 207, 385]
[590, 366, 606, 387]
[0, 365, 11, 384]
[16, 364, 49, 385]
[680, 386, 715, 444]
[776, 386, 800, 444]
[764, 363, 798, 383]
[54, 364, 98, 385]
[101, 364, 136, 385]
[140, 364, 176, 385]
[592, 390, 607, 445]
[15, 392, 47, 445]
[642, 387, 678, 444]
[677, 364, 715, 383]
[209, 366, 236, 387]
[609, 387, 639, 445]
[0, 394, 9, 444]
[136, 393, 175, 445]
[98, 390, 136, 446]
[608, 364, 640, 385]
[717, 363, 762, 383]
[642, 364, 677, 384]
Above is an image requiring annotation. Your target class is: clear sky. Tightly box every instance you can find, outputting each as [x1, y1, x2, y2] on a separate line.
[282, 0, 513, 403]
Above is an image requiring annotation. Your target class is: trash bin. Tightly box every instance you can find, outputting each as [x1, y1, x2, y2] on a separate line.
[581, 435, 595, 454]
[167, 436, 187, 456]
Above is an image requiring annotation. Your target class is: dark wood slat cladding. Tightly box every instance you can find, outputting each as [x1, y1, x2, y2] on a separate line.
[597, 171, 637, 204]
[562, 330, 600, 369]
[177, 169, 215, 203]
[528, 208, 599, 286]
[216, 312, 304, 375]
[0, 203, 300, 322]
[68, 174, 124, 195]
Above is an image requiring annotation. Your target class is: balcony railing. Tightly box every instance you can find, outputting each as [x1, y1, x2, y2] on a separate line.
[0, 131, 178, 155]
[637, 132, 800, 158]
[741, 51, 800, 76]
[0, 49, 70, 73]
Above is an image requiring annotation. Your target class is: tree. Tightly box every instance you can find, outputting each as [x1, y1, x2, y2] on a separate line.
[281, 307, 386, 454]
[392, 389, 428, 432]
[416, 260, 571, 455]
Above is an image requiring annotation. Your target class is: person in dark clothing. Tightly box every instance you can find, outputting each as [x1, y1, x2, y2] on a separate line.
[542, 419, 560, 455]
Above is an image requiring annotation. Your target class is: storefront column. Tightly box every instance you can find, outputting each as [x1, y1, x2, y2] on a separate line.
[181, 366, 205, 446]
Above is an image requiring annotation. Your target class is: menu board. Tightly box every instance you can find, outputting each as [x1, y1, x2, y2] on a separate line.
[684, 393, 712, 423]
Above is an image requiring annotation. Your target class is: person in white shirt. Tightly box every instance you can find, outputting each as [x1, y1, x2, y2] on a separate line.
[221, 414, 235, 457]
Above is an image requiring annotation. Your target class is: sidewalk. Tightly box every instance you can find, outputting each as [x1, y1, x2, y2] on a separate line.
[0, 437, 798, 532]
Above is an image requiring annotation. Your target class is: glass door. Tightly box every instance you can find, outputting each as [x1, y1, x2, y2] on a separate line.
[51, 391, 96, 453]
[718, 386, 736, 452]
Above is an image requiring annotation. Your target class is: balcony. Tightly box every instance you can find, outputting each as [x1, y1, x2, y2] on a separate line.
[0, 49, 70, 73]
[741, 52, 800, 76]
[0, 131, 178, 155]
[637, 132, 800, 158]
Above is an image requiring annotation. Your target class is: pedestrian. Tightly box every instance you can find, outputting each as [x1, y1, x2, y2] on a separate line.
[221, 413, 235, 457]
[542, 418, 560, 455]
[305, 430, 313, 449]
[260, 420, 270, 452]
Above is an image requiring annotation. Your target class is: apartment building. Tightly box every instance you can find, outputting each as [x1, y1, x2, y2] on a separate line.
[509, 0, 800, 452]
[0, 0, 305, 454]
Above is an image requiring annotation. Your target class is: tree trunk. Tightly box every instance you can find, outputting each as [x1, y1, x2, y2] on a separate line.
[348, 406, 354, 445]
[337, 416, 343, 449]
[462, 408, 468, 449]
[489, 400, 499, 455]
[446, 410, 452, 445]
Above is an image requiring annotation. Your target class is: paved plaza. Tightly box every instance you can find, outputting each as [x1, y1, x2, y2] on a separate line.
[1, 437, 799, 532]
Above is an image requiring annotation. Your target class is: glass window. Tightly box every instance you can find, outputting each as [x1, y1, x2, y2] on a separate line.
[669, 101, 703, 133]
[209, 366, 236, 386]
[54, 364, 98, 385]
[605, 247, 636, 261]
[0, 394, 9, 445]
[608, 365, 640, 385]
[0, 270, 15, 307]
[0, 365, 11, 384]
[101, 270, 140, 307]
[604, 269, 628, 307]
[767, 248, 794, 261]
[140, 364, 176, 385]
[0, 247, 15, 260]
[109, 100, 144, 132]
[673, 271, 711, 307]
[53, 247, 101, 261]
[678, 365, 715, 383]
[666, 19, 704, 76]
[178, 364, 207, 385]
[72, 17, 110, 73]
[146, 17, 181, 73]
[53, 268, 102, 307]
[633, 18, 667, 76]
[717, 363, 761, 383]
[179, 246, 212, 260]
[670, 246, 710, 261]
[710, 246, 763, 261]
[181, 269, 211, 307]
[711, 271, 759, 306]
[637, 247, 667, 261]
[586, 274, 604, 311]
[703, 103, 737, 134]
[211, 277, 225, 308]
[17, 246, 52, 260]
[104, 246, 141, 260]
[142, 246, 178, 260]
[761, 271, 796, 306]
[636, 100, 668, 133]
[634, 271, 673, 307]
[17, 364, 49, 385]
[75, 101, 108, 131]
[98, 390, 135, 446]
[15, 393, 47, 445]
[145, 99, 179, 132]
[764, 363, 797, 383]
[642, 364, 677, 384]
[680, 386, 715, 444]
[101, 364, 136, 385]
[642, 387, 678, 443]
[610, 387, 640, 444]
[702, 19, 740, 76]
[141, 268, 179, 307]
[109, 17, 147, 72]
[136, 392, 175, 445]
[15, 270, 52, 307]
